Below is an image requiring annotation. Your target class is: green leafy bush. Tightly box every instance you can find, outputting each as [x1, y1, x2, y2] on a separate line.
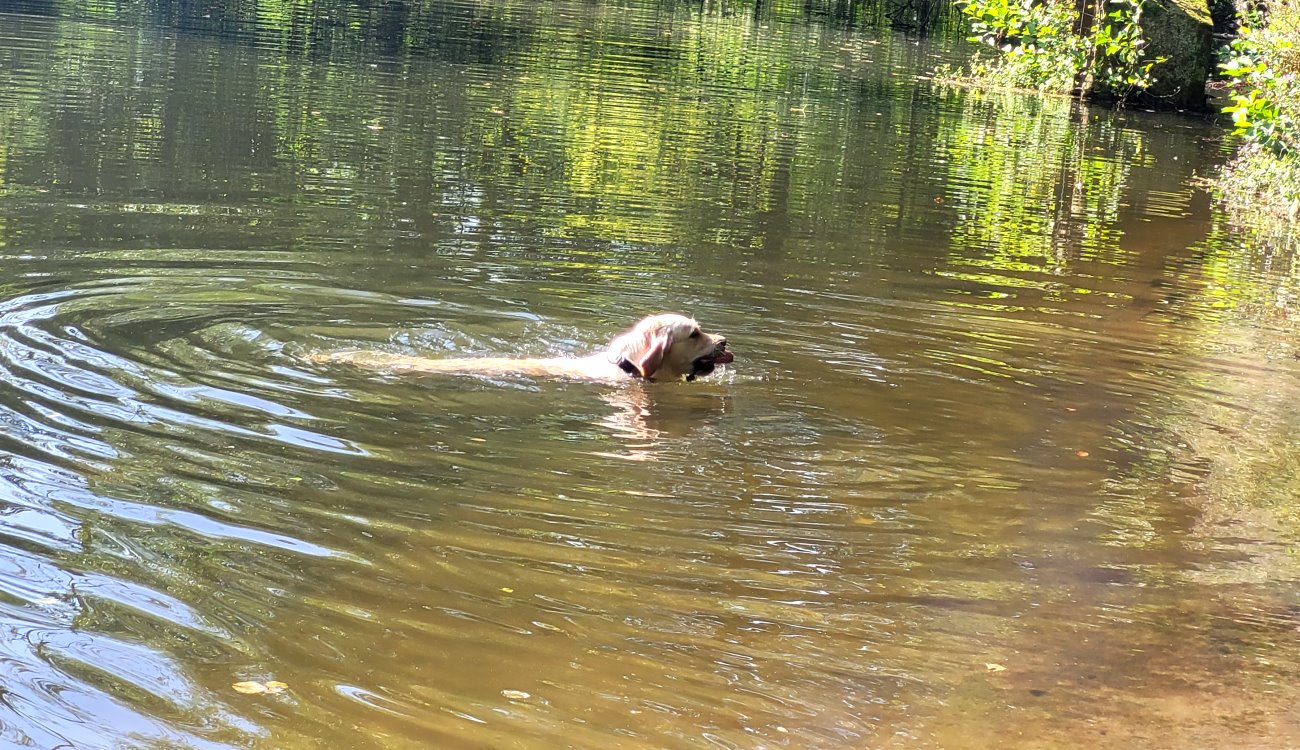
[957, 0, 1088, 90]
[1093, 0, 1162, 94]
[1214, 0, 1300, 221]
[953, 0, 1165, 99]
[1219, 12, 1299, 155]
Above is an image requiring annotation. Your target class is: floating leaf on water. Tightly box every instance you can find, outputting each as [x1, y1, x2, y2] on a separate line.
[1075, 450, 1090, 458]
[233, 680, 289, 695]
[501, 690, 531, 700]
[853, 517, 877, 525]
[985, 663, 1007, 673]
[500, 587, 514, 594]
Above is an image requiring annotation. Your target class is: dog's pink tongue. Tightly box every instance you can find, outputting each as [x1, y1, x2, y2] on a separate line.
[716, 350, 734, 364]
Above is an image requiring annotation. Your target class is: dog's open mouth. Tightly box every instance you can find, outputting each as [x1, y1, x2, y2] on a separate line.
[686, 347, 734, 381]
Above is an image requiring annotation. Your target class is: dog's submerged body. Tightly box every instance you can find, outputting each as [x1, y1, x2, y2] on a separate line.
[315, 313, 733, 382]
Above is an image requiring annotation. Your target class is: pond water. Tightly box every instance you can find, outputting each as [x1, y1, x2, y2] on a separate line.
[2, 1, 1300, 748]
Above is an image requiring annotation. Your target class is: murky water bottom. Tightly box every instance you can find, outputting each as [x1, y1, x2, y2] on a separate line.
[1, 1, 1299, 747]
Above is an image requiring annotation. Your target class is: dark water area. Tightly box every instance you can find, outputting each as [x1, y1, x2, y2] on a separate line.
[2, 1, 1300, 748]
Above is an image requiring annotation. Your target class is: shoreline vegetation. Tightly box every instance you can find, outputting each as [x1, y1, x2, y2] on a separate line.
[1216, 0, 1299, 226]
[938, 0, 1299, 233]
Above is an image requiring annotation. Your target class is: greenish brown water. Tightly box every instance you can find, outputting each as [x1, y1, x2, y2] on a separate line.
[1, 2, 1300, 748]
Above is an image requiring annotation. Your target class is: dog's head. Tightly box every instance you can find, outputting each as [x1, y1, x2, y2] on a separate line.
[606, 313, 733, 381]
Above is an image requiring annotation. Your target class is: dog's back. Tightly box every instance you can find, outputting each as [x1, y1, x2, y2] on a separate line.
[310, 351, 626, 380]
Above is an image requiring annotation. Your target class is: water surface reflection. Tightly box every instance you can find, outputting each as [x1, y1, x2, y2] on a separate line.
[1, 1, 1299, 748]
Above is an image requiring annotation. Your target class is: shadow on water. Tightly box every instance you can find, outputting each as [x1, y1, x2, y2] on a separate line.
[1, 0, 1300, 748]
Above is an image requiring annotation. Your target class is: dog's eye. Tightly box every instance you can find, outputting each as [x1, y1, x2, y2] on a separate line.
[689, 329, 701, 339]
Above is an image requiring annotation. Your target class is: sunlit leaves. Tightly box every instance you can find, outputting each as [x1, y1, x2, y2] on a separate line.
[956, 0, 1088, 92]
[232, 680, 289, 695]
[1219, 32, 1299, 155]
[954, 0, 1165, 98]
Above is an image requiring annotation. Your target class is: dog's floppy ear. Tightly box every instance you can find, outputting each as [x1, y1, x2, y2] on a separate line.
[607, 320, 673, 379]
[629, 327, 672, 379]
